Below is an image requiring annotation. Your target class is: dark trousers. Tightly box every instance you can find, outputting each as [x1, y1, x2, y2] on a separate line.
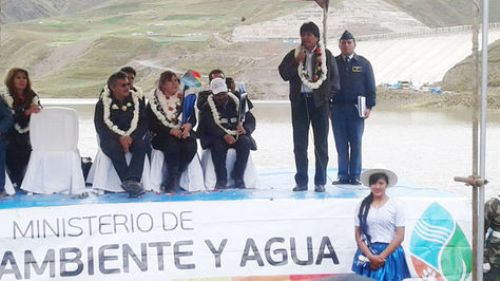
[100, 138, 147, 182]
[6, 133, 31, 188]
[211, 135, 251, 184]
[291, 96, 329, 186]
[484, 266, 500, 281]
[331, 104, 364, 181]
[0, 140, 6, 192]
[153, 135, 197, 183]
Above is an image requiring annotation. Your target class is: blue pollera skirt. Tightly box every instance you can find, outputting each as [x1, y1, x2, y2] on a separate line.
[352, 242, 411, 281]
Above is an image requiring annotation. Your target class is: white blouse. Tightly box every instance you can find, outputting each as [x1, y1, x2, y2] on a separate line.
[354, 197, 405, 243]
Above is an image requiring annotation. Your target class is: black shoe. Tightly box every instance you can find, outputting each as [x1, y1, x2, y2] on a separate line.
[122, 180, 145, 198]
[332, 179, 350, 185]
[214, 181, 227, 191]
[233, 178, 246, 189]
[293, 185, 308, 192]
[314, 185, 325, 192]
[162, 174, 180, 194]
[350, 179, 362, 185]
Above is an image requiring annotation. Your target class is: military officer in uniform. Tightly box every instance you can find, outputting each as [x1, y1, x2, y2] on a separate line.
[331, 30, 376, 185]
[485, 195, 500, 280]
[94, 71, 148, 197]
[198, 77, 256, 190]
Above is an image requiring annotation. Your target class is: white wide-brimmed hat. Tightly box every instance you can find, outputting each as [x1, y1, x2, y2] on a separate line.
[360, 165, 398, 188]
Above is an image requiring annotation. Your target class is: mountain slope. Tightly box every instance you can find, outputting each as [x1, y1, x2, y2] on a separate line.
[442, 39, 500, 93]
[0, 0, 108, 23]
[386, 0, 500, 27]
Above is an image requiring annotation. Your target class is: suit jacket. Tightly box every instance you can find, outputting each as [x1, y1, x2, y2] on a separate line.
[147, 101, 197, 148]
[198, 93, 256, 150]
[333, 54, 376, 108]
[94, 93, 148, 145]
[278, 47, 340, 108]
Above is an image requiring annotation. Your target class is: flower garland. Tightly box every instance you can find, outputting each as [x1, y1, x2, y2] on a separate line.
[207, 92, 240, 136]
[0, 90, 40, 134]
[295, 41, 328, 90]
[146, 88, 183, 129]
[101, 85, 140, 136]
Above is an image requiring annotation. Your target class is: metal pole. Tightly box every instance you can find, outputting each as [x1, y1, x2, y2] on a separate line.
[323, 7, 328, 47]
[477, 0, 489, 280]
[471, 2, 480, 278]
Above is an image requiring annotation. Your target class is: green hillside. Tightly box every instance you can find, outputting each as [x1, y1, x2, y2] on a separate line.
[1, 0, 499, 98]
[0, 0, 309, 97]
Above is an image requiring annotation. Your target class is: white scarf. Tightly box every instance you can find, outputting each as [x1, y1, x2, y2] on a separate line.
[147, 88, 183, 129]
[207, 92, 240, 136]
[0, 89, 40, 134]
[295, 40, 328, 90]
[101, 85, 140, 136]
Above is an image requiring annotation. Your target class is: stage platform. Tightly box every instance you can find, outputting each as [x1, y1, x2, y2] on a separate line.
[0, 168, 472, 281]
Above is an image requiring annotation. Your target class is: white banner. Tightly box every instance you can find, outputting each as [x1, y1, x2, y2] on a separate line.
[0, 197, 471, 280]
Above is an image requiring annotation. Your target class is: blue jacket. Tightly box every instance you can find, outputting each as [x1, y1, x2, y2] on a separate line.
[333, 54, 376, 109]
[0, 99, 13, 140]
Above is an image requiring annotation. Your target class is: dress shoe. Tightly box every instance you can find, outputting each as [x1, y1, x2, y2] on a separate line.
[233, 178, 246, 189]
[314, 185, 325, 192]
[350, 179, 362, 185]
[292, 185, 308, 192]
[332, 179, 350, 185]
[214, 181, 227, 191]
[122, 180, 145, 198]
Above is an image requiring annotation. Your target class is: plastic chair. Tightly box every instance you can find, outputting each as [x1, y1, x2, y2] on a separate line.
[87, 148, 152, 193]
[200, 148, 258, 190]
[4, 172, 15, 195]
[21, 107, 86, 195]
[149, 149, 205, 192]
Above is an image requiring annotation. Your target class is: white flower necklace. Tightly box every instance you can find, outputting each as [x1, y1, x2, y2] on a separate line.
[147, 88, 183, 129]
[295, 41, 328, 90]
[101, 85, 140, 136]
[207, 92, 240, 136]
[0, 90, 40, 134]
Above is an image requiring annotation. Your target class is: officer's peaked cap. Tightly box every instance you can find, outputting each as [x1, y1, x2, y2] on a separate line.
[340, 30, 355, 41]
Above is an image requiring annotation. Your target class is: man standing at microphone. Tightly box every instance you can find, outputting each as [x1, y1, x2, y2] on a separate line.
[279, 22, 339, 192]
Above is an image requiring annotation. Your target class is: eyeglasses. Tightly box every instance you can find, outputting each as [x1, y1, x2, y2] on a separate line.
[119, 83, 131, 88]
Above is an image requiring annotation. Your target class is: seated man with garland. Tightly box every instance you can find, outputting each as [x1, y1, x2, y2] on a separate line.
[198, 77, 256, 190]
[94, 71, 148, 197]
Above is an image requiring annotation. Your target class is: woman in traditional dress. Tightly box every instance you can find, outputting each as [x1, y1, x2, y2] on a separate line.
[147, 70, 197, 193]
[2, 68, 41, 189]
[352, 167, 410, 281]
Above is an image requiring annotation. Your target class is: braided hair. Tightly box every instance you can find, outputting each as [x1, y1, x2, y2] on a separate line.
[358, 172, 389, 245]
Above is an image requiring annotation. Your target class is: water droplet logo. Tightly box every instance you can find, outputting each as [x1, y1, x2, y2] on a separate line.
[409, 202, 472, 280]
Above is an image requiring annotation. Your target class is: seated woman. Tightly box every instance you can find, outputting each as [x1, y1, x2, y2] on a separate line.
[1, 68, 41, 189]
[147, 70, 197, 193]
[352, 167, 410, 281]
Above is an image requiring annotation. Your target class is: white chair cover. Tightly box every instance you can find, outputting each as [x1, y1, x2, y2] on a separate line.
[201, 148, 258, 190]
[150, 149, 205, 192]
[21, 107, 86, 195]
[87, 149, 152, 193]
[4, 172, 15, 195]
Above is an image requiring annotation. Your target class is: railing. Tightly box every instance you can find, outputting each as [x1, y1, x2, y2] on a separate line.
[356, 22, 500, 41]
